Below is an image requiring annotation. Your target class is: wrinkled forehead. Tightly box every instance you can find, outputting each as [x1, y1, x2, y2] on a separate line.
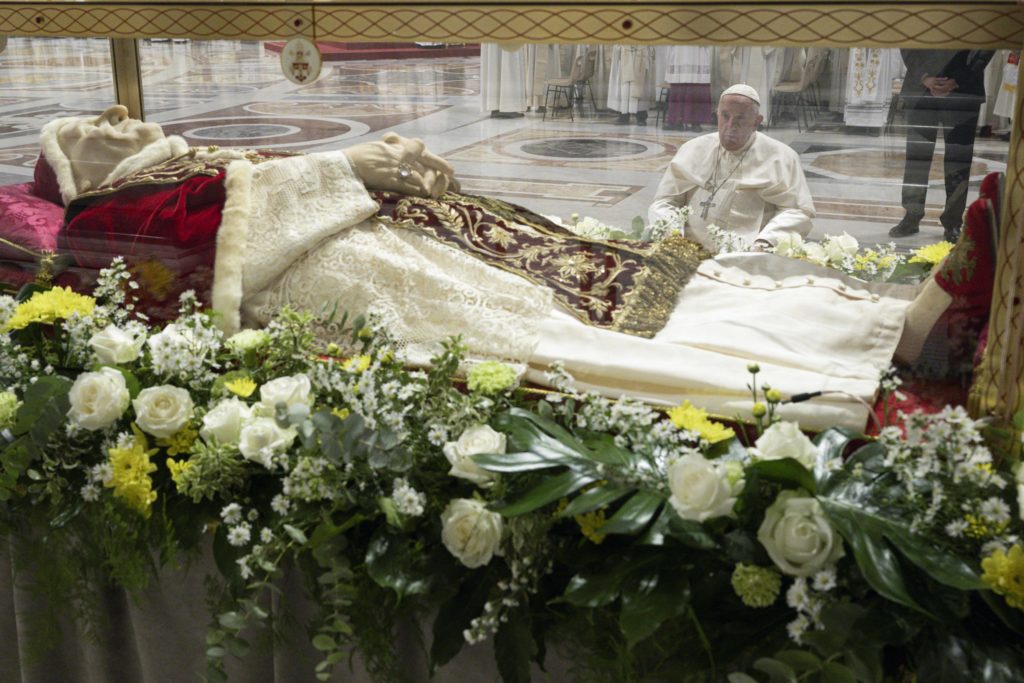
[717, 95, 759, 116]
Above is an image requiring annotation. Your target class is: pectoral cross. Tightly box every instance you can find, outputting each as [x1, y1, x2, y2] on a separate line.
[699, 195, 716, 220]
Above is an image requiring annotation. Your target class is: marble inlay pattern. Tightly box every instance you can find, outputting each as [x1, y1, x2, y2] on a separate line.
[806, 148, 995, 184]
[445, 129, 688, 172]
[456, 175, 639, 207]
[160, 115, 357, 148]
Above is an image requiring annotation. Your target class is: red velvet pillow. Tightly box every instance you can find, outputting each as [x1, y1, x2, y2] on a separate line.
[31, 152, 64, 207]
[0, 181, 66, 260]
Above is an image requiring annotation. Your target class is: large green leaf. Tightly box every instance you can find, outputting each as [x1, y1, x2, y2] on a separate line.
[473, 451, 577, 473]
[599, 491, 664, 535]
[577, 430, 640, 467]
[493, 408, 590, 460]
[748, 458, 816, 494]
[494, 602, 537, 683]
[365, 531, 431, 598]
[619, 569, 690, 647]
[665, 513, 718, 550]
[430, 567, 493, 672]
[813, 427, 860, 487]
[559, 482, 632, 518]
[562, 558, 648, 608]
[492, 469, 596, 517]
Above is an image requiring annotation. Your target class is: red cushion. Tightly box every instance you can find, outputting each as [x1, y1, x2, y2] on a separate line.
[0, 181, 65, 260]
[31, 152, 64, 206]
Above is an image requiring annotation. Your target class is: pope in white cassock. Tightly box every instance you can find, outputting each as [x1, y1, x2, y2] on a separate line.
[41, 106, 937, 435]
[649, 84, 815, 252]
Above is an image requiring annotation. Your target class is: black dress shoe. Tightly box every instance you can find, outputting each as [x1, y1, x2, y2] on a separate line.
[943, 225, 962, 243]
[888, 216, 921, 238]
[636, 111, 648, 126]
[614, 113, 630, 125]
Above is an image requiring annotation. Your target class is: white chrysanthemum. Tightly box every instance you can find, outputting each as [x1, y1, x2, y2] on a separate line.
[220, 503, 243, 525]
[227, 523, 251, 547]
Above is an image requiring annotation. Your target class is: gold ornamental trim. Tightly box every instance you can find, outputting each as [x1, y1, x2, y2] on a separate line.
[0, 3, 1020, 48]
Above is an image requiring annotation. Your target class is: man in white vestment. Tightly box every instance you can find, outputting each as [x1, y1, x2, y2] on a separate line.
[480, 44, 528, 117]
[608, 45, 656, 124]
[40, 106, 941, 433]
[648, 84, 815, 251]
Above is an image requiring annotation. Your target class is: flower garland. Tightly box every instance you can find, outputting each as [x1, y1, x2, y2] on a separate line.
[0, 259, 1022, 683]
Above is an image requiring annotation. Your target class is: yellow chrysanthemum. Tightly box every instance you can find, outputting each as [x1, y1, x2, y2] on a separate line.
[159, 424, 198, 456]
[575, 509, 607, 545]
[224, 377, 257, 398]
[965, 514, 1007, 539]
[331, 407, 350, 421]
[982, 544, 1024, 611]
[166, 456, 194, 487]
[4, 286, 95, 331]
[106, 425, 158, 517]
[909, 241, 954, 267]
[132, 259, 176, 300]
[667, 401, 736, 444]
[344, 355, 372, 373]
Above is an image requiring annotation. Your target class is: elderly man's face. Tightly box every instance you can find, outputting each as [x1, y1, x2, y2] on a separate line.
[717, 95, 763, 152]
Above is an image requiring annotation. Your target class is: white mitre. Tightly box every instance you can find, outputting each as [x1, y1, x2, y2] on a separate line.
[38, 104, 189, 205]
[720, 83, 761, 105]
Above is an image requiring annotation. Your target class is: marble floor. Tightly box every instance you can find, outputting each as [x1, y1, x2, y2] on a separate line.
[0, 38, 1010, 252]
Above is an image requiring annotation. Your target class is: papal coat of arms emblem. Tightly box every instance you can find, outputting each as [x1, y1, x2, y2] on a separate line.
[279, 37, 322, 85]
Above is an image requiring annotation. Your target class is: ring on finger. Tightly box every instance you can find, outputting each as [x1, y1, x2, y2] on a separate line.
[398, 163, 413, 179]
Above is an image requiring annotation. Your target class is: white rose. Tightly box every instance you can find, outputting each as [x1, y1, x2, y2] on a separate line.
[757, 490, 844, 577]
[774, 232, 804, 257]
[238, 417, 297, 468]
[667, 453, 743, 521]
[259, 374, 312, 412]
[443, 424, 505, 487]
[441, 498, 504, 568]
[133, 385, 195, 438]
[830, 232, 859, 259]
[67, 367, 130, 430]
[802, 242, 829, 266]
[755, 421, 819, 471]
[200, 397, 253, 445]
[89, 324, 145, 364]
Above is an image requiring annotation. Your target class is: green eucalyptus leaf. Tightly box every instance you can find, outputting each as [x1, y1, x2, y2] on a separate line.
[311, 634, 337, 651]
[494, 602, 536, 683]
[728, 675, 760, 683]
[492, 469, 596, 517]
[599, 491, 664, 535]
[753, 657, 797, 683]
[217, 611, 248, 631]
[14, 375, 71, 440]
[844, 644, 883, 683]
[773, 649, 822, 673]
[619, 570, 690, 648]
[820, 662, 857, 683]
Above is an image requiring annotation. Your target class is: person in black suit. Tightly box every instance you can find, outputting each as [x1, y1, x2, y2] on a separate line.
[890, 49, 994, 242]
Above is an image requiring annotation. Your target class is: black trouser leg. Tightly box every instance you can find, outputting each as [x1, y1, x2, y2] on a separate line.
[901, 105, 939, 221]
[939, 108, 980, 231]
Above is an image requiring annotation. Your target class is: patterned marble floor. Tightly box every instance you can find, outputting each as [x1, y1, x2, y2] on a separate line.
[0, 38, 1009, 251]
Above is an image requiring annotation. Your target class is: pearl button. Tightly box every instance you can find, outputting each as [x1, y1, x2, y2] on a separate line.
[713, 270, 722, 277]
[774, 280, 782, 288]
[806, 277, 815, 285]
[871, 294, 880, 302]
[742, 278, 751, 286]
[838, 284, 847, 292]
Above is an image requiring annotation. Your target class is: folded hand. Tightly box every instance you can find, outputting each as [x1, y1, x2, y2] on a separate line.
[345, 133, 458, 198]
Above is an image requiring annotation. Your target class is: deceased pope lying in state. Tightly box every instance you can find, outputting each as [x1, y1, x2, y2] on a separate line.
[40, 106, 921, 432]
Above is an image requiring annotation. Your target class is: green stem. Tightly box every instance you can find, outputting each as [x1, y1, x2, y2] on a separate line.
[687, 606, 715, 680]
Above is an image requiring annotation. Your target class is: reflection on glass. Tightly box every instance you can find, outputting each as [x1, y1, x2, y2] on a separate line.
[0, 38, 1014, 428]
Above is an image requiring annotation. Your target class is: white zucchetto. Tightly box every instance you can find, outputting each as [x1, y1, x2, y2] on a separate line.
[720, 84, 761, 105]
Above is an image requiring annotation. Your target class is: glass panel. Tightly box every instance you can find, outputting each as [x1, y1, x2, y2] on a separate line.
[0, 37, 1015, 428]
[0, 37, 116, 185]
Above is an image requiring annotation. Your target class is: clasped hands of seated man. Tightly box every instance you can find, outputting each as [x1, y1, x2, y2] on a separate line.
[345, 132, 459, 199]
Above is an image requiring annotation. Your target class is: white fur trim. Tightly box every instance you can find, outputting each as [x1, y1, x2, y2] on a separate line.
[103, 135, 188, 187]
[39, 116, 83, 205]
[211, 159, 254, 334]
